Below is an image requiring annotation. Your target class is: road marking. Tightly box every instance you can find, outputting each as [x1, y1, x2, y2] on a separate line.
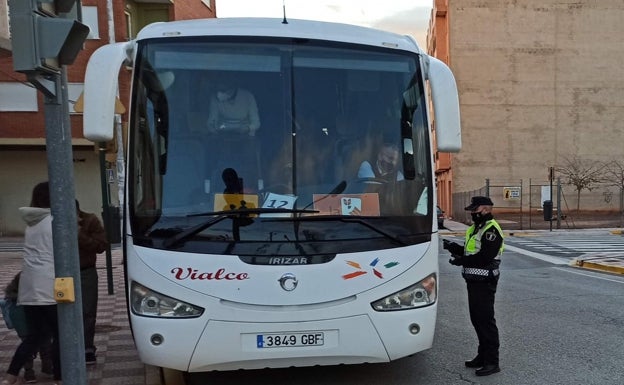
[447, 232, 624, 274]
[553, 267, 624, 284]
[504, 244, 569, 265]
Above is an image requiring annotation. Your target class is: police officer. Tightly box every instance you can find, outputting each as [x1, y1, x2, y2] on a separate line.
[443, 196, 504, 376]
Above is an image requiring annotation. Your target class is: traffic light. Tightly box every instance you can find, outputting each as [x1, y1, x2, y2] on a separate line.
[8, 0, 89, 73]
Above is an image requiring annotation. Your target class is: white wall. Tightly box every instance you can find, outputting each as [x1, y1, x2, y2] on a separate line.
[0, 149, 109, 236]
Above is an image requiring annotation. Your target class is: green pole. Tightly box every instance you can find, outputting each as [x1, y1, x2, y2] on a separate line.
[98, 143, 115, 295]
[34, 66, 88, 385]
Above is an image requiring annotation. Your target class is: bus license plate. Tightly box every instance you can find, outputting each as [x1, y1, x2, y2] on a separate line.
[256, 332, 324, 348]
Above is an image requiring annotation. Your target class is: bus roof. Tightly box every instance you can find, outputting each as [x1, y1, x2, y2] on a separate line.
[135, 17, 423, 54]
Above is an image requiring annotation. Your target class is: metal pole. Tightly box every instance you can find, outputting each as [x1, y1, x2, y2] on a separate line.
[549, 167, 553, 231]
[621, 186, 624, 229]
[557, 177, 562, 229]
[520, 179, 523, 230]
[42, 67, 87, 385]
[529, 178, 533, 230]
[99, 143, 115, 295]
[115, 115, 125, 209]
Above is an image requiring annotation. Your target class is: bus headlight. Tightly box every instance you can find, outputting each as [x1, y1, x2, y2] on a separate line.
[371, 273, 436, 311]
[131, 281, 204, 318]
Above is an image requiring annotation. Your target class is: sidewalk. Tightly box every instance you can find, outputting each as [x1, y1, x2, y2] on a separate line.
[0, 247, 157, 385]
[441, 219, 624, 275]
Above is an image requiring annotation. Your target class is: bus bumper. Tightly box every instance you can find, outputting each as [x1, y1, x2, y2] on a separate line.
[131, 304, 436, 372]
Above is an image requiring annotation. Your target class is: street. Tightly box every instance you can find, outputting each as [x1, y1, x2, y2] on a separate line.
[2, 2, 623, 385]
[187, 234, 624, 385]
[1, 233, 624, 385]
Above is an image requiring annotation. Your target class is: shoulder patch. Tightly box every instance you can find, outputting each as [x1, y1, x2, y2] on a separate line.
[485, 231, 497, 242]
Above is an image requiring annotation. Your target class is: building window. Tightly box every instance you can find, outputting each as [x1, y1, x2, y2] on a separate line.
[82, 6, 100, 39]
[68, 83, 84, 114]
[0, 82, 38, 111]
[125, 11, 133, 40]
[0, 1, 9, 40]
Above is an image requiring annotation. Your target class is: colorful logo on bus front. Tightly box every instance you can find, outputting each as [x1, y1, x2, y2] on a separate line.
[342, 258, 399, 280]
[171, 267, 249, 281]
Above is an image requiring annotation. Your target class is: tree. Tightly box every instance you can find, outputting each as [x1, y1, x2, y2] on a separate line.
[555, 156, 605, 211]
[601, 160, 624, 226]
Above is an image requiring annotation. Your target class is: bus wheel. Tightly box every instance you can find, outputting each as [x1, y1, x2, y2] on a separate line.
[160, 367, 186, 385]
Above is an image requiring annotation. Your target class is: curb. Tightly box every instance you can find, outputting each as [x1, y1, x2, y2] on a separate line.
[145, 365, 162, 385]
[570, 255, 624, 275]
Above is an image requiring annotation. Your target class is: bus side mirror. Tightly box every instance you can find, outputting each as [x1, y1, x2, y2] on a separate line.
[83, 42, 131, 142]
[427, 56, 461, 153]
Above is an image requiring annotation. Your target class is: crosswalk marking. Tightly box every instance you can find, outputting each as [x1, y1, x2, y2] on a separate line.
[0, 243, 23, 252]
[505, 235, 624, 258]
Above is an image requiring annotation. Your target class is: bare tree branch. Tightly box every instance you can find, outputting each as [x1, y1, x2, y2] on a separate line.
[555, 156, 606, 211]
[602, 160, 624, 190]
[602, 160, 624, 227]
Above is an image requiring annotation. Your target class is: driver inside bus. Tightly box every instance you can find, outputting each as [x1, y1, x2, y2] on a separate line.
[357, 142, 404, 181]
[207, 79, 261, 136]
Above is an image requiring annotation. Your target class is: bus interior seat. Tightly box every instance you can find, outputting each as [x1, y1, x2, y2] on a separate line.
[332, 120, 378, 182]
[162, 138, 206, 209]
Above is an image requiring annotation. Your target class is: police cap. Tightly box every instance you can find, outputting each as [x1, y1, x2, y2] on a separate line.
[464, 196, 494, 211]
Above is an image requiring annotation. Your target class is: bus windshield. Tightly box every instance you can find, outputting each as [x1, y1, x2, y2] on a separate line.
[129, 37, 433, 255]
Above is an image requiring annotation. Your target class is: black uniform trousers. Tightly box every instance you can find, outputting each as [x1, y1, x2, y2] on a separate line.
[466, 280, 499, 365]
[81, 266, 99, 354]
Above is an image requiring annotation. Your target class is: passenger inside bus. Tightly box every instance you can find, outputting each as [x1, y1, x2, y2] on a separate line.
[357, 142, 404, 182]
[203, 75, 263, 198]
[207, 79, 260, 136]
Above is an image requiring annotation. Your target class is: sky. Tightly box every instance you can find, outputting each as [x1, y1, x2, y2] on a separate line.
[216, 0, 434, 49]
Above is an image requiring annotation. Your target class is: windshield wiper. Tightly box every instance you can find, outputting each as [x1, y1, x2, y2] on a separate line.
[338, 217, 407, 246]
[268, 215, 407, 246]
[188, 208, 319, 218]
[161, 207, 319, 249]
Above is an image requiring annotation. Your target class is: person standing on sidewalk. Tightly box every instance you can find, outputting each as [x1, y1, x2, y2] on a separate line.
[3, 181, 62, 385]
[442, 196, 504, 377]
[76, 200, 108, 365]
[3, 272, 53, 383]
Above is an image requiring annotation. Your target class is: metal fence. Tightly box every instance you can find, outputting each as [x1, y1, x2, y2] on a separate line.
[452, 179, 523, 228]
[453, 178, 624, 229]
[451, 183, 489, 225]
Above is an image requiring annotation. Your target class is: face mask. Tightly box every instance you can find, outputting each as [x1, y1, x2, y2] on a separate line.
[471, 212, 484, 222]
[377, 160, 395, 174]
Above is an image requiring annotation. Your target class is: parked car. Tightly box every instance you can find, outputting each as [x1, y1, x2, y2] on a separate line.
[437, 206, 445, 229]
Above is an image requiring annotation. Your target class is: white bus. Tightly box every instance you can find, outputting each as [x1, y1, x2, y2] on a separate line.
[83, 17, 460, 380]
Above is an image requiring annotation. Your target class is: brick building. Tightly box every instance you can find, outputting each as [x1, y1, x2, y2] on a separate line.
[428, 0, 624, 217]
[0, 0, 215, 235]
